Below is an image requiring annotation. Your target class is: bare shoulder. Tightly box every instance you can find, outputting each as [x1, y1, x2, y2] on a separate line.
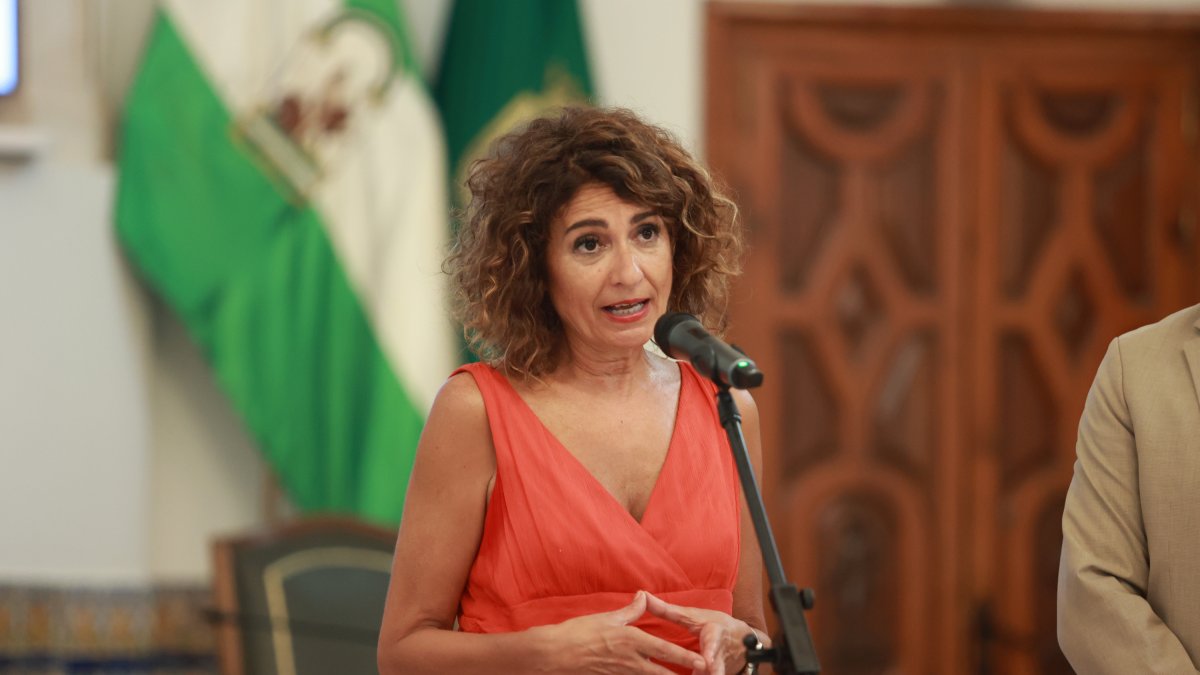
[431, 370, 486, 417]
[731, 388, 759, 422]
[417, 370, 493, 471]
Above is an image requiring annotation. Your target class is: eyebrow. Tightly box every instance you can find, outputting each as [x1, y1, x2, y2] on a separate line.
[564, 210, 659, 234]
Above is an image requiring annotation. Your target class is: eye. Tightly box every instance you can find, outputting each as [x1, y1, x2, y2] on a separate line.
[636, 223, 661, 241]
[573, 234, 601, 253]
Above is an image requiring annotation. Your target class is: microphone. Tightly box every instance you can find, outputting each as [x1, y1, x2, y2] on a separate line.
[654, 312, 763, 389]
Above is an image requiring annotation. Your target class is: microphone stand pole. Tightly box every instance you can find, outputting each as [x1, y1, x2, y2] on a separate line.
[714, 382, 820, 674]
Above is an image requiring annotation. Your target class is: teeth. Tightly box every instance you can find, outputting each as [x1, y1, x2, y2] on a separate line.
[607, 301, 645, 316]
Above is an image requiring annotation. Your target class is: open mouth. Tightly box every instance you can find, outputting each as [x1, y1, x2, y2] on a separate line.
[603, 300, 648, 317]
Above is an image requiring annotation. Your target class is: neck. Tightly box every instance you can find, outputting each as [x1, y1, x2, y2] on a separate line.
[552, 342, 655, 391]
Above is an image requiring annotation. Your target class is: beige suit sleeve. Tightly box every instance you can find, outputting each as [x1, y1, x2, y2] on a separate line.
[1058, 338, 1199, 674]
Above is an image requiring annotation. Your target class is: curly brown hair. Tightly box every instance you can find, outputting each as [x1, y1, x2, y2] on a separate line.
[445, 106, 743, 378]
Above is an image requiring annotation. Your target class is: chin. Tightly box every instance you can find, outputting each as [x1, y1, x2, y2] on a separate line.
[607, 329, 654, 351]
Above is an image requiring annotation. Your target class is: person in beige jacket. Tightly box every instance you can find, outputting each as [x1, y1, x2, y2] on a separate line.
[1058, 303, 1200, 673]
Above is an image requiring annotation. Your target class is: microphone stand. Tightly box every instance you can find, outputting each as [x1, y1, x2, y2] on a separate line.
[714, 381, 820, 674]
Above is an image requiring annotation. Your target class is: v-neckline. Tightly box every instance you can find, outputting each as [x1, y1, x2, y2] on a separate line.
[498, 362, 685, 527]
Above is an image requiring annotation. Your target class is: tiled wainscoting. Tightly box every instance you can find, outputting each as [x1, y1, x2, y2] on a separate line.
[0, 584, 215, 674]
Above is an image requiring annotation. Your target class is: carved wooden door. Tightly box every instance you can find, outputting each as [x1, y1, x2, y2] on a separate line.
[707, 5, 1200, 674]
[708, 14, 973, 674]
[972, 43, 1199, 674]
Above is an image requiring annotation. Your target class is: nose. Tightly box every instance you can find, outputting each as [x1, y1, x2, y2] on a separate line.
[609, 242, 645, 287]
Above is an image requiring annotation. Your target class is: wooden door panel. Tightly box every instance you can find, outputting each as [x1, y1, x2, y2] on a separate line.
[707, 6, 1200, 674]
[975, 57, 1197, 674]
[710, 37, 969, 673]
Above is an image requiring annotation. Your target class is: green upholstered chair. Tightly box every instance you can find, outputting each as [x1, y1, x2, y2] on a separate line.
[211, 516, 396, 675]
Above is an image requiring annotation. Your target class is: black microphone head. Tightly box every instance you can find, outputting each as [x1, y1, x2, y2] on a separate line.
[654, 312, 698, 351]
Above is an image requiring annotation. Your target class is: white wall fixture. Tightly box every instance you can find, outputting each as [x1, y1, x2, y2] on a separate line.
[0, 125, 46, 162]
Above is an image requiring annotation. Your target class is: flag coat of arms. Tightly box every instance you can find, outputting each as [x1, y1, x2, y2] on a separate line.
[116, 0, 454, 525]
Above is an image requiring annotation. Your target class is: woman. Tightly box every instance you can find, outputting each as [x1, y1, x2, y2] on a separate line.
[378, 106, 769, 675]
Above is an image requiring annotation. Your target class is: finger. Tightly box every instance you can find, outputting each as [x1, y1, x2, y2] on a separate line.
[633, 630, 708, 673]
[606, 590, 648, 626]
[699, 626, 722, 674]
[643, 592, 699, 629]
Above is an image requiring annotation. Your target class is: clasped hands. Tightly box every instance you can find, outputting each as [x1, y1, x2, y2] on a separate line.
[539, 589, 762, 675]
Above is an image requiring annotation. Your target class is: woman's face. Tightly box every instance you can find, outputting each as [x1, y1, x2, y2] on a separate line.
[545, 183, 673, 357]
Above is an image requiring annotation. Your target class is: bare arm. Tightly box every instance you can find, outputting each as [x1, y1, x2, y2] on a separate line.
[377, 373, 706, 675]
[377, 372, 513, 673]
[1057, 338, 1199, 673]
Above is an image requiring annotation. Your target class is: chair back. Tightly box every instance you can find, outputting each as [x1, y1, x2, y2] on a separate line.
[212, 516, 396, 675]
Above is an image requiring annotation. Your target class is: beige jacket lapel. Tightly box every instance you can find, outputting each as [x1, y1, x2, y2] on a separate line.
[1185, 316, 1200, 411]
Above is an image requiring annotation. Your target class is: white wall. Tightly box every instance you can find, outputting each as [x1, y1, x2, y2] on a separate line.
[0, 0, 264, 586]
[582, 0, 703, 153]
[1, 0, 1197, 586]
[0, 1, 151, 584]
[0, 162, 150, 584]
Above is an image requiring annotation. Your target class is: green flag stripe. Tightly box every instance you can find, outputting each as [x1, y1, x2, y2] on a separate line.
[116, 10, 423, 524]
[434, 0, 593, 175]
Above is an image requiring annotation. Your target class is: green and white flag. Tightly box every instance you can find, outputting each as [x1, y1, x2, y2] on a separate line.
[435, 0, 594, 208]
[115, 0, 454, 525]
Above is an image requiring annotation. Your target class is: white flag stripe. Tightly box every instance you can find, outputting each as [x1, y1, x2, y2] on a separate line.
[315, 75, 454, 411]
[163, 0, 341, 115]
[162, 0, 453, 411]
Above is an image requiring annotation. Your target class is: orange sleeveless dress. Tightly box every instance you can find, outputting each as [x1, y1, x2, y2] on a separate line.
[453, 361, 741, 672]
